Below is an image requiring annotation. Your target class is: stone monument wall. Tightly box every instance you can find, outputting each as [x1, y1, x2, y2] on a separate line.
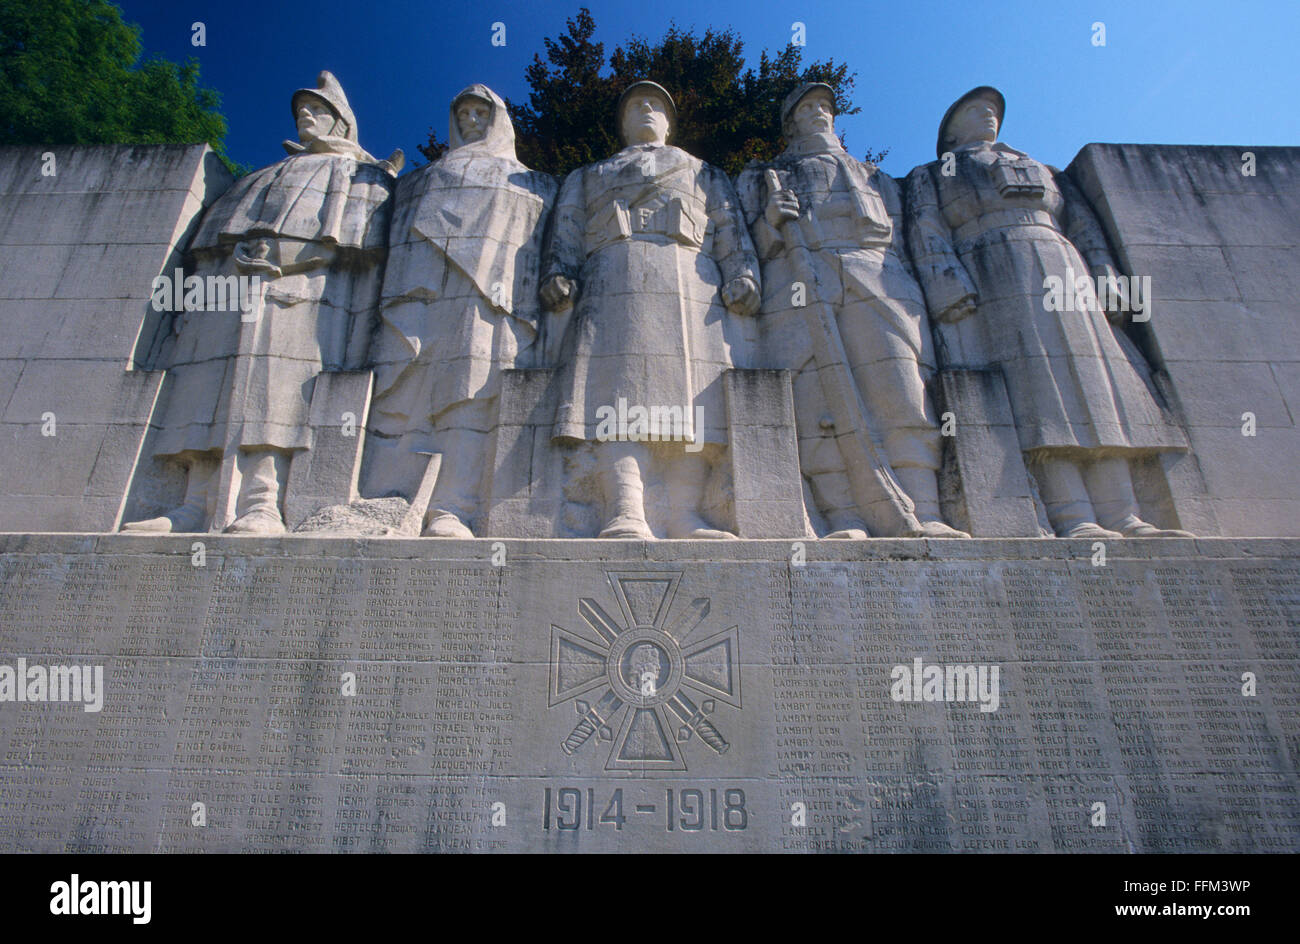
[0, 534, 1295, 852]
[1, 139, 1298, 854]
[0, 145, 233, 532]
[1070, 144, 1300, 537]
[0, 144, 1296, 534]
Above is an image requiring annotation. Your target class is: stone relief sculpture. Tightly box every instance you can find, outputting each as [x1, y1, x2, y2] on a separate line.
[905, 86, 1192, 538]
[364, 84, 556, 536]
[737, 83, 969, 539]
[117, 71, 1210, 541]
[123, 71, 399, 534]
[539, 81, 761, 539]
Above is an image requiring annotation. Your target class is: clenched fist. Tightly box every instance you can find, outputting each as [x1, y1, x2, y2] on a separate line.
[722, 276, 760, 317]
[763, 168, 799, 228]
[939, 293, 978, 324]
[540, 274, 577, 311]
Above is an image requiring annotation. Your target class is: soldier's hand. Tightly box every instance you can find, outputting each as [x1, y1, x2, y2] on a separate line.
[233, 239, 283, 278]
[722, 276, 760, 317]
[378, 148, 405, 177]
[763, 169, 799, 228]
[764, 189, 800, 228]
[940, 292, 978, 323]
[540, 274, 577, 311]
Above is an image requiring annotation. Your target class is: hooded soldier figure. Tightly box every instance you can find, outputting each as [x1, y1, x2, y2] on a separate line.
[124, 71, 399, 534]
[905, 87, 1191, 538]
[540, 81, 761, 539]
[736, 83, 968, 538]
[365, 84, 556, 536]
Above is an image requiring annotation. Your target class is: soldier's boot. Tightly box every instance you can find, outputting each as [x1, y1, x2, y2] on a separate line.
[422, 429, 485, 538]
[665, 452, 736, 540]
[1033, 455, 1122, 539]
[893, 466, 970, 539]
[423, 511, 474, 538]
[122, 455, 214, 534]
[808, 470, 869, 539]
[1086, 457, 1194, 538]
[597, 443, 655, 540]
[225, 449, 288, 534]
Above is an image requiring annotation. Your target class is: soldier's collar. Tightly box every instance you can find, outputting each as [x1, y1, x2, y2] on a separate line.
[283, 135, 376, 162]
[786, 132, 845, 157]
[954, 140, 1029, 159]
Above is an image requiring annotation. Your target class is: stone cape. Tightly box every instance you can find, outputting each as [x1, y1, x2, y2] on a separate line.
[906, 144, 1184, 455]
[0, 534, 1296, 853]
[369, 84, 556, 428]
[157, 151, 394, 458]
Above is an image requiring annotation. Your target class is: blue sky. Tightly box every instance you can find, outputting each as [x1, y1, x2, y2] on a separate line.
[115, 0, 1300, 176]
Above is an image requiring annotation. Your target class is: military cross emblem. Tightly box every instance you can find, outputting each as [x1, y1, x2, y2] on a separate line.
[548, 571, 741, 771]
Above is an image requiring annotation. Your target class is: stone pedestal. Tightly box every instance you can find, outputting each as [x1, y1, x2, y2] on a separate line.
[936, 369, 1044, 537]
[1, 533, 1296, 853]
[282, 370, 373, 531]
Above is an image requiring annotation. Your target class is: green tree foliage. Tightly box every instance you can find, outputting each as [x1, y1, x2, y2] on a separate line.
[419, 8, 883, 176]
[0, 0, 246, 174]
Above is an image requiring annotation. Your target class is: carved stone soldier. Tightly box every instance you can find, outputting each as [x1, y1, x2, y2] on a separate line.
[906, 86, 1191, 538]
[124, 71, 398, 534]
[365, 84, 556, 536]
[737, 83, 968, 538]
[540, 81, 760, 539]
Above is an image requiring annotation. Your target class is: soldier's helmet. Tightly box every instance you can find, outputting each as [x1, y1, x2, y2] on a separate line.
[780, 82, 837, 138]
[291, 70, 359, 143]
[935, 86, 1005, 158]
[616, 80, 677, 144]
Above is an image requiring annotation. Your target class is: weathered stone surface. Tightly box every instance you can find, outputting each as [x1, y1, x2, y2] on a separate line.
[365, 84, 554, 539]
[481, 369, 570, 538]
[724, 369, 807, 538]
[3, 62, 1300, 864]
[0, 144, 231, 533]
[1, 534, 1296, 853]
[0, 139, 1297, 538]
[282, 370, 372, 530]
[1069, 144, 1300, 537]
[737, 83, 961, 539]
[936, 369, 1044, 537]
[538, 81, 760, 541]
